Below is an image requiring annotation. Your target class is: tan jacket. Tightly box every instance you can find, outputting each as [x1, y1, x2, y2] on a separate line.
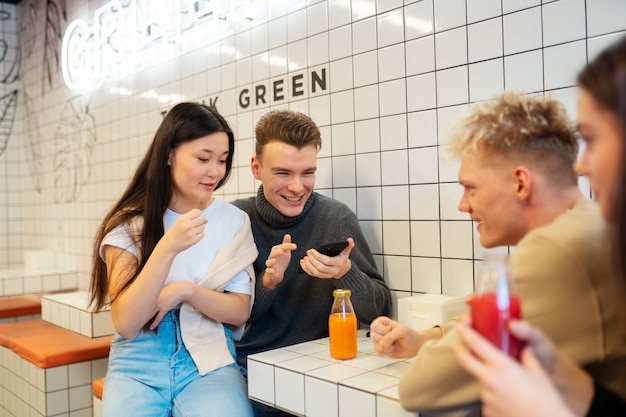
[399, 198, 626, 414]
[180, 214, 257, 375]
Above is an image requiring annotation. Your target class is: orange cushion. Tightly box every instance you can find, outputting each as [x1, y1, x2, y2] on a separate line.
[0, 319, 59, 347]
[0, 318, 112, 368]
[92, 377, 105, 399]
[10, 331, 112, 369]
[0, 295, 42, 319]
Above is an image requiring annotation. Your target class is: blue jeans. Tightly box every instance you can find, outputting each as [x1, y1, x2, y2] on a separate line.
[102, 309, 252, 417]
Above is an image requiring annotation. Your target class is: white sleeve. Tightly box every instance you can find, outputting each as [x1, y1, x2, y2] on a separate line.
[224, 269, 252, 295]
[100, 223, 138, 261]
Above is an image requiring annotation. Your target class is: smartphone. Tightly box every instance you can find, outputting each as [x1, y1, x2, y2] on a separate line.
[297, 240, 349, 274]
[316, 240, 349, 257]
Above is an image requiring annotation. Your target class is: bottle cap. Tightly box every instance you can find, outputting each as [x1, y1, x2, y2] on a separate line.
[333, 289, 351, 297]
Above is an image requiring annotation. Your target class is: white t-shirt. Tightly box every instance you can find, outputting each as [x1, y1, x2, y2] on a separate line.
[101, 199, 252, 295]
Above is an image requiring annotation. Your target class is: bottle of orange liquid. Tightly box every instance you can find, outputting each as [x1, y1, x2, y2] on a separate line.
[328, 289, 357, 359]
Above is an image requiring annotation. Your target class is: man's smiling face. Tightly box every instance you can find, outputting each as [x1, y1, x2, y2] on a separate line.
[251, 140, 318, 217]
[457, 151, 527, 248]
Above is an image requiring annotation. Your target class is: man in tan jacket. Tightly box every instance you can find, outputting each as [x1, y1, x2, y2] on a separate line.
[370, 92, 626, 416]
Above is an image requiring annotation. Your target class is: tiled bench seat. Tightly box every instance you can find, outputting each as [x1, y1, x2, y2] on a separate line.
[0, 319, 111, 417]
[92, 377, 104, 417]
[0, 294, 42, 323]
[0, 268, 78, 297]
[42, 291, 114, 338]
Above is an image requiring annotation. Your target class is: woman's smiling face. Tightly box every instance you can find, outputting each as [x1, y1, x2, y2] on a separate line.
[575, 88, 624, 220]
[168, 132, 229, 213]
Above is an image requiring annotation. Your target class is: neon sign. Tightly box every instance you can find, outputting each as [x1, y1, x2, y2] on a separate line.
[61, 0, 253, 90]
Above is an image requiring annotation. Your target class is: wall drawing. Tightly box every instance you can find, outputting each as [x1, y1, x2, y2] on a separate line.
[43, 0, 66, 94]
[0, 9, 18, 158]
[22, 91, 44, 192]
[18, 0, 38, 57]
[15, 0, 97, 202]
[20, 0, 45, 191]
[54, 95, 96, 203]
[0, 90, 17, 156]
[0, 39, 19, 84]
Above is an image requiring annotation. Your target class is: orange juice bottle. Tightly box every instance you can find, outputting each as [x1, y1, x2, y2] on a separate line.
[328, 289, 357, 359]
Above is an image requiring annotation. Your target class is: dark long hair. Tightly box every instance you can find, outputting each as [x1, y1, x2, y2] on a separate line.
[89, 103, 235, 311]
[577, 35, 626, 283]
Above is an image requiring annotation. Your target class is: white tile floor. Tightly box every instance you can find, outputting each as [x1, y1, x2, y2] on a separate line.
[247, 330, 419, 417]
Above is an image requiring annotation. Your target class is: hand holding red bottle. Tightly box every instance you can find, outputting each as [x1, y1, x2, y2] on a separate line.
[468, 252, 523, 360]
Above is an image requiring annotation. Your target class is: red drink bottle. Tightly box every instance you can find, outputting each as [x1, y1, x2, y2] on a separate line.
[470, 253, 523, 360]
[470, 292, 522, 359]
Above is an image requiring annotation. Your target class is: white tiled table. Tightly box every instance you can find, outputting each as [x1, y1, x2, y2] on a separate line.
[247, 330, 419, 417]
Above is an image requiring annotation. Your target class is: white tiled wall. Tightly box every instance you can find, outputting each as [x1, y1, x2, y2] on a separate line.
[1, 0, 625, 309]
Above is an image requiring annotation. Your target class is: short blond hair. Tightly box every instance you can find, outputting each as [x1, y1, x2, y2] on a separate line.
[446, 91, 579, 186]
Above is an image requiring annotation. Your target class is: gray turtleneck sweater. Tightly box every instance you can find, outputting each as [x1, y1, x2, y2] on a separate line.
[232, 186, 392, 368]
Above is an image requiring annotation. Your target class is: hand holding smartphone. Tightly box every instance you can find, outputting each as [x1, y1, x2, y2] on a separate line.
[297, 240, 349, 273]
[316, 240, 349, 257]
